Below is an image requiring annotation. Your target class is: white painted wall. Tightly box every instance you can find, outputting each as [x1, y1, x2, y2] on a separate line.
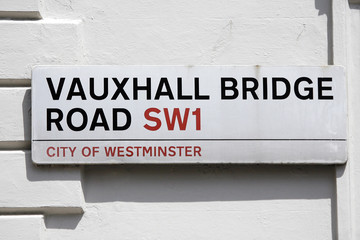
[348, 3, 360, 238]
[0, 0, 358, 239]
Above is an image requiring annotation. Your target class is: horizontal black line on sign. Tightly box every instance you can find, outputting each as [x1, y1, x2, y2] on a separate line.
[33, 139, 347, 142]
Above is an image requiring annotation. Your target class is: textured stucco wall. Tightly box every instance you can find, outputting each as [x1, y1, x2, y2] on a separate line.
[0, 0, 358, 239]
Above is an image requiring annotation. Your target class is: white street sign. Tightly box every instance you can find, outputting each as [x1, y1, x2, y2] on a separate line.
[32, 66, 347, 164]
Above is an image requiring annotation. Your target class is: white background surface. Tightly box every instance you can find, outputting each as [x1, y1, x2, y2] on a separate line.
[0, 0, 359, 239]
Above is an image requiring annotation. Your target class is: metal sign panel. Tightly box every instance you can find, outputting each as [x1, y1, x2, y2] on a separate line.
[31, 66, 347, 164]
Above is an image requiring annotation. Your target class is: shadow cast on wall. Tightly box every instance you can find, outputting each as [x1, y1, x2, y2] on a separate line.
[22, 89, 31, 142]
[315, 0, 333, 64]
[45, 214, 83, 230]
[83, 164, 335, 203]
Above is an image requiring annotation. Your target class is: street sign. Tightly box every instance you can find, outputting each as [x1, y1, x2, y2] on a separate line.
[32, 66, 347, 164]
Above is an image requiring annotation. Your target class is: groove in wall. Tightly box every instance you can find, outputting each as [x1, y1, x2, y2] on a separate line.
[0, 79, 31, 87]
[349, 0, 360, 4]
[0, 11, 41, 20]
[0, 141, 31, 151]
[0, 207, 84, 215]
